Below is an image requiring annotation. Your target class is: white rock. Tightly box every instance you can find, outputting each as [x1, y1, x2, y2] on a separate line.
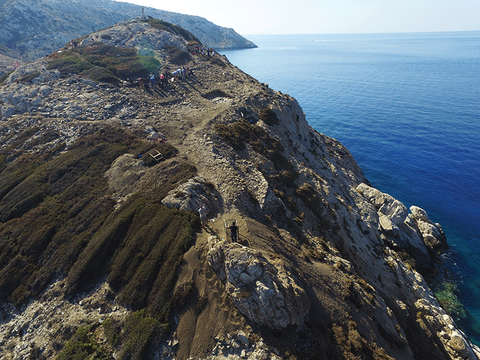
[378, 213, 400, 237]
[207, 242, 310, 329]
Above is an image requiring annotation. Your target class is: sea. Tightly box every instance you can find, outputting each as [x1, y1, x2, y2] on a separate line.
[220, 31, 480, 344]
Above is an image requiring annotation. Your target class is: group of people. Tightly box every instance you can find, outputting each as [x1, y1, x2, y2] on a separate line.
[170, 66, 190, 80]
[191, 45, 216, 57]
[136, 66, 191, 90]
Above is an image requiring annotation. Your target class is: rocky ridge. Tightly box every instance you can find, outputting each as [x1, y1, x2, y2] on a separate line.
[0, 18, 479, 360]
[0, 0, 256, 69]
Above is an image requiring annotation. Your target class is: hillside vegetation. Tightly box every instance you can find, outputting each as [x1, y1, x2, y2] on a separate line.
[0, 127, 200, 359]
[46, 44, 150, 84]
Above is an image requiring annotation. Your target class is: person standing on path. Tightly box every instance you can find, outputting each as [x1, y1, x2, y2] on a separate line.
[198, 205, 207, 227]
[228, 221, 238, 242]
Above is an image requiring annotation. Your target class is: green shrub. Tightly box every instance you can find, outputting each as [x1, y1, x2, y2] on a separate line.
[102, 318, 122, 347]
[137, 54, 161, 74]
[435, 282, 467, 319]
[47, 56, 92, 77]
[0, 126, 203, 355]
[166, 47, 191, 65]
[57, 325, 111, 360]
[108, 203, 200, 318]
[0, 126, 199, 308]
[0, 71, 13, 84]
[17, 71, 40, 84]
[65, 204, 137, 296]
[146, 19, 200, 43]
[83, 66, 118, 83]
[85, 55, 105, 67]
[119, 310, 167, 360]
[210, 56, 226, 67]
[46, 44, 149, 83]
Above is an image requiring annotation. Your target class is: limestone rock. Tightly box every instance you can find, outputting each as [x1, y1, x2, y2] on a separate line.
[0, 280, 129, 360]
[410, 205, 448, 252]
[379, 212, 400, 237]
[162, 177, 218, 215]
[105, 153, 147, 203]
[357, 183, 408, 225]
[80, 19, 188, 52]
[207, 241, 310, 329]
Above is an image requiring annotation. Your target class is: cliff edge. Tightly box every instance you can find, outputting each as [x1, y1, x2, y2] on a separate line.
[0, 18, 478, 360]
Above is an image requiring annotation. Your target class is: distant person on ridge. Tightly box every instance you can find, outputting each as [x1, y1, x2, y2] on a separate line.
[198, 205, 207, 227]
[228, 221, 238, 242]
[160, 73, 165, 88]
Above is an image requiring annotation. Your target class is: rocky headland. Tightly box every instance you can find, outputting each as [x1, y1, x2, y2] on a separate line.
[0, 17, 478, 360]
[0, 0, 256, 70]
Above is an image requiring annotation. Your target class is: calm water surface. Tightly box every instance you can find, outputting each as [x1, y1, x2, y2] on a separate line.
[221, 32, 480, 343]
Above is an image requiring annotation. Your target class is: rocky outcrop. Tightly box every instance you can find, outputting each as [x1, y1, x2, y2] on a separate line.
[207, 238, 310, 329]
[0, 0, 256, 62]
[0, 60, 59, 118]
[410, 205, 448, 252]
[357, 182, 446, 277]
[79, 19, 189, 52]
[0, 280, 129, 360]
[162, 177, 219, 215]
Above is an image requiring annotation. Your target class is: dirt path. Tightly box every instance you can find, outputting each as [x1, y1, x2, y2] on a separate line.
[173, 210, 252, 359]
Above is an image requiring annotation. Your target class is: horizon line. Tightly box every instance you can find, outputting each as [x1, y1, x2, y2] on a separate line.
[240, 29, 480, 37]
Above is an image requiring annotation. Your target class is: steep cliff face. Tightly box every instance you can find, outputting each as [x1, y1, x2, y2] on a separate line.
[0, 0, 256, 64]
[0, 19, 478, 360]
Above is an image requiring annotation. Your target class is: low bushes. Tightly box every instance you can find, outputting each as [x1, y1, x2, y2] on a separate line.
[260, 108, 279, 126]
[214, 119, 284, 156]
[145, 19, 200, 43]
[16, 71, 41, 84]
[46, 43, 150, 83]
[137, 54, 161, 74]
[165, 46, 191, 65]
[0, 70, 13, 84]
[57, 325, 111, 360]
[0, 126, 199, 311]
[119, 310, 167, 360]
[0, 125, 202, 358]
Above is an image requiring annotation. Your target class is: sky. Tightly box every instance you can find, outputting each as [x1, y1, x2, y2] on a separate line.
[116, 0, 480, 35]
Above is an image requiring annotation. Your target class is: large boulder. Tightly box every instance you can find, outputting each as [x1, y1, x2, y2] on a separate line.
[410, 205, 448, 252]
[356, 183, 439, 276]
[357, 183, 409, 225]
[207, 239, 310, 329]
[161, 176, 218, 217]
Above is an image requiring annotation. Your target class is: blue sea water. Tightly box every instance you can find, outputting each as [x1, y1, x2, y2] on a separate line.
[221, 32, 480, 343]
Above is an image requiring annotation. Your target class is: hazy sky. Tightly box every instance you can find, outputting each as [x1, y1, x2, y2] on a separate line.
[117, 0, 480, 35]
